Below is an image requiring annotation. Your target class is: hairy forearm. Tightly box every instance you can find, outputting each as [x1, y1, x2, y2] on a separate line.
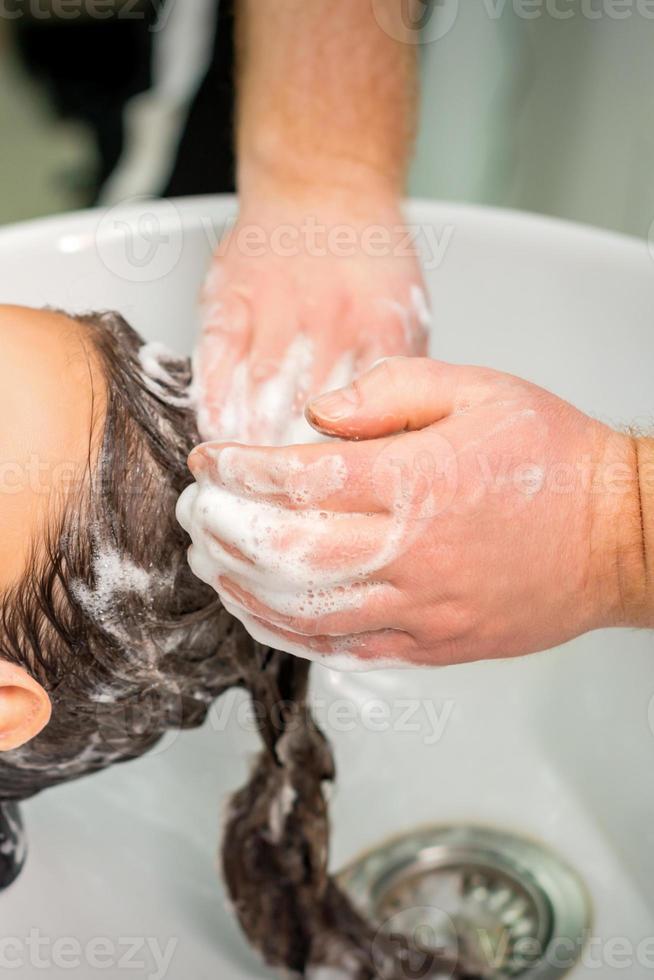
[632, 437, 654, 624]
[236, 0, 418, 204]
[599, 433, 654, 629]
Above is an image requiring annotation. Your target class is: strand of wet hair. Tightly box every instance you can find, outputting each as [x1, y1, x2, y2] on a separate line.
[221, 644, 482, 979]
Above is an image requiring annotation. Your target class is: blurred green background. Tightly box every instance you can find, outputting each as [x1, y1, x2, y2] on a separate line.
[1, 1, 653, 238]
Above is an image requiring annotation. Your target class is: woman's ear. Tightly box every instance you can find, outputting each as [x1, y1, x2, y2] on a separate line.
[0, 661, 51, 751]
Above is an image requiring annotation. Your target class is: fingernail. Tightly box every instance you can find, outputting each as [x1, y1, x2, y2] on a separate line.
[188, 447, 208, 476]
[308, 384, 360, 421]
[188, 443, 220, 478]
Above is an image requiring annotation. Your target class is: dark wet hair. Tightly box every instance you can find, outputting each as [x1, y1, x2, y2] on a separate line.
[0, 310, 243, 799]
[0, 311, 471, 979]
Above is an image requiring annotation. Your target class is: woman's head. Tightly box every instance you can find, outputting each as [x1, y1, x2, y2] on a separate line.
[0, 306, 470, 977]
[0, 304, 241, 799]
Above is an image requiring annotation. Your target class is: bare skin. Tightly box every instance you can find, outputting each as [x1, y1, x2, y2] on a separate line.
[183, 358, 653, 668]
[0, 305, 106, 746]
[196, 0, 425, 442]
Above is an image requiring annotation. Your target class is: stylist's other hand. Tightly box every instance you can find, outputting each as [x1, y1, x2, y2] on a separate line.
[179, 357, 651, 668]
[194, 197, 428, 443]
[179, 357, 649, 669]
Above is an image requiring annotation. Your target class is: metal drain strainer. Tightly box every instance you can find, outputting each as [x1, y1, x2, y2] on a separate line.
[337, 825, 591, 979]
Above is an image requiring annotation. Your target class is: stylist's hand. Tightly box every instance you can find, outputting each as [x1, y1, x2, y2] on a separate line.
[179, 357, 648, 668]
[195, 198, 428, 443]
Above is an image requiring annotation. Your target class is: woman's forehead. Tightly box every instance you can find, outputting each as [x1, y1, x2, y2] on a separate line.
[0, 305, 107, 591]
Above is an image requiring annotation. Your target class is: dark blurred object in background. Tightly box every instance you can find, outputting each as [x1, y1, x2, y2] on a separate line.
[162, 0, 235, 199]
[10, 0, 236, 205]
[13, 2, 156, 202]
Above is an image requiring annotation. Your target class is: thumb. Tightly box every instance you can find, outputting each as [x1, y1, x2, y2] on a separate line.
[305, 356, 465, 439]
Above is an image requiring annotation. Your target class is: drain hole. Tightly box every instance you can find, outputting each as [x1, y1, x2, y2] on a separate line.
[338, 825, 591, 979]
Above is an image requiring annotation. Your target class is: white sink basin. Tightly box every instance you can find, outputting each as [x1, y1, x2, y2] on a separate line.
[0, 197, 652, 978]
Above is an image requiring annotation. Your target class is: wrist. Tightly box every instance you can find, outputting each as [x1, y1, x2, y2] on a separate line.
[591, 431, 653, 629]
[238, 128, 404, 217]
[632, 436, 654, 624]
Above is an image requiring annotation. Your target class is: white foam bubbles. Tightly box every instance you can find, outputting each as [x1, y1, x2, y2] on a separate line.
[137, 341, 194, 408]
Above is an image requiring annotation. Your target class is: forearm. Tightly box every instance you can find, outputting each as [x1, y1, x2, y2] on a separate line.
[632, 437, 654, 625]
[236, 0, 418, 206]
[597, 433, 654, 629]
